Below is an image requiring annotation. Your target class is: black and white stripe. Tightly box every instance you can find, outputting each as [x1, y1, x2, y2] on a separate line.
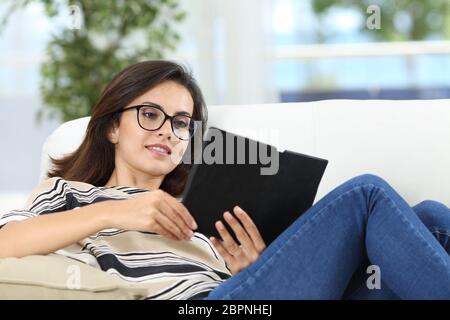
[0, 177, 231, 299]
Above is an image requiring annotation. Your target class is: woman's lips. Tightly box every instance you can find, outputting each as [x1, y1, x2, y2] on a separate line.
[146, 145, 171, 157]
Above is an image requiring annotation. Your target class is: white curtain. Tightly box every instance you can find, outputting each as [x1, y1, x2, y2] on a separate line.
[172, 0, 278, 105]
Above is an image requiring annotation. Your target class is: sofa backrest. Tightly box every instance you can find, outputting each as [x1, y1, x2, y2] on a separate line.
[40, 99, 450, 206]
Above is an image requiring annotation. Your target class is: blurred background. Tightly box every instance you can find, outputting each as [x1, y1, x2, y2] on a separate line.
[1, 0, 449, 212]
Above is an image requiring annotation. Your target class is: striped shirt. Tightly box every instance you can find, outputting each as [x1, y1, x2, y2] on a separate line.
[0, 177, 231, 299]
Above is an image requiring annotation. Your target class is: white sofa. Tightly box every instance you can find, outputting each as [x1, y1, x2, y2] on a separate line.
[40, 99, 450, 206]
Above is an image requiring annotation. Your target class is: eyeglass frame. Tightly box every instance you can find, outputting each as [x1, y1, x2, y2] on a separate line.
[115, 102, 196, 141]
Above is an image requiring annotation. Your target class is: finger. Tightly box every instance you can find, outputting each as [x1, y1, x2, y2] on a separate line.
[154, 212, 190, 241]
[223, 211, 257, 256]
[153, 221, 179, 241]
[234, 206, 266, 252]
[209, 237, 235, 263]
[160, 191, 197, 230]
[215, 220, 241, 255]
[158, 198, 194, 239]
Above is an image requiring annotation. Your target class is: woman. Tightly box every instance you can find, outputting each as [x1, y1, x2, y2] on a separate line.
[0, 60, 449, 299]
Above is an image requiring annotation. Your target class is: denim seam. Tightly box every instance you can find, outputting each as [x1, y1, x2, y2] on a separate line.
[220, 184, 370, 299]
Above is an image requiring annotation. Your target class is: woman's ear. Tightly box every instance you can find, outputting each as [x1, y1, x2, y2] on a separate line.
[108, 123, 120, 144]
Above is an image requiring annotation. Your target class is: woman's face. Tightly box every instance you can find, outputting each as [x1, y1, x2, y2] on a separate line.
[109, 80, 194, 179]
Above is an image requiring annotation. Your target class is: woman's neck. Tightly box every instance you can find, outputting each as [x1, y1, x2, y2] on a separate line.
[105, 169, 164, 190]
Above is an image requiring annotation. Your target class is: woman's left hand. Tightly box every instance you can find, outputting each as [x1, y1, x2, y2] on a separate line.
[209, 206, 266, 275]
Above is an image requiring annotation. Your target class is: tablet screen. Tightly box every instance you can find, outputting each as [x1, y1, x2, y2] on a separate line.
[181, 127, 328, 244]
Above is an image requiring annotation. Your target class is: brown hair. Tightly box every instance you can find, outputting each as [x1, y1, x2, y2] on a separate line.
[47, 60, 208, 197]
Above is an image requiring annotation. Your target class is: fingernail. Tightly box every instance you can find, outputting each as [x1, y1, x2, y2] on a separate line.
[185, 230, 193, 239]
[216, 221, 224, 230]
[192, 221, 198, 230]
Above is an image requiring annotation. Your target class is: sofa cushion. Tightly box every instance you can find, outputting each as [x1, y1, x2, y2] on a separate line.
[0, 254, 148, 300]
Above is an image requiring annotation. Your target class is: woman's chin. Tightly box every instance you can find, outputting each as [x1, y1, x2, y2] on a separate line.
[141, 163, 174, 177]
[139, 152, 177, 175]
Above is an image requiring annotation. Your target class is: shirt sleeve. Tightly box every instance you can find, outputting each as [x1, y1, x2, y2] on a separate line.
[0, 177, 72, 228]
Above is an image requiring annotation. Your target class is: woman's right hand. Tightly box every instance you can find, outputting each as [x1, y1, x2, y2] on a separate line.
[109, 189, 197, 241]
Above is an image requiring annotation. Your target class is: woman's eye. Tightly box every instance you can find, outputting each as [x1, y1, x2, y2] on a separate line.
[174, 120, 188, 128]
[143, 112, 157, 119]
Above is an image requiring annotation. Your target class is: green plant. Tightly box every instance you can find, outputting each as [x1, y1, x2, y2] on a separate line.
[312, 0, 450, 42]
[1, 0, 186, 122]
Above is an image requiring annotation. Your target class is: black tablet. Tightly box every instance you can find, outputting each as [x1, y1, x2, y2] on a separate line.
[181, 126, 328, 245]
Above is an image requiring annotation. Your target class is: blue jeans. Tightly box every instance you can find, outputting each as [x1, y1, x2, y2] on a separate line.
[205, 174, 450, 299]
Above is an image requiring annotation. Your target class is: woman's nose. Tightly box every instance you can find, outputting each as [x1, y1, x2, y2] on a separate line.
[158, 117, 174, 138]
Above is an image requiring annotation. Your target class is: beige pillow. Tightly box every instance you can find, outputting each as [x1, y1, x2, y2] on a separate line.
[0, 254, 148, 300]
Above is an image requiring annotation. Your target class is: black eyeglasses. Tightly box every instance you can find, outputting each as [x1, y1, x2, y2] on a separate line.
[116, 103, 196, 141]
